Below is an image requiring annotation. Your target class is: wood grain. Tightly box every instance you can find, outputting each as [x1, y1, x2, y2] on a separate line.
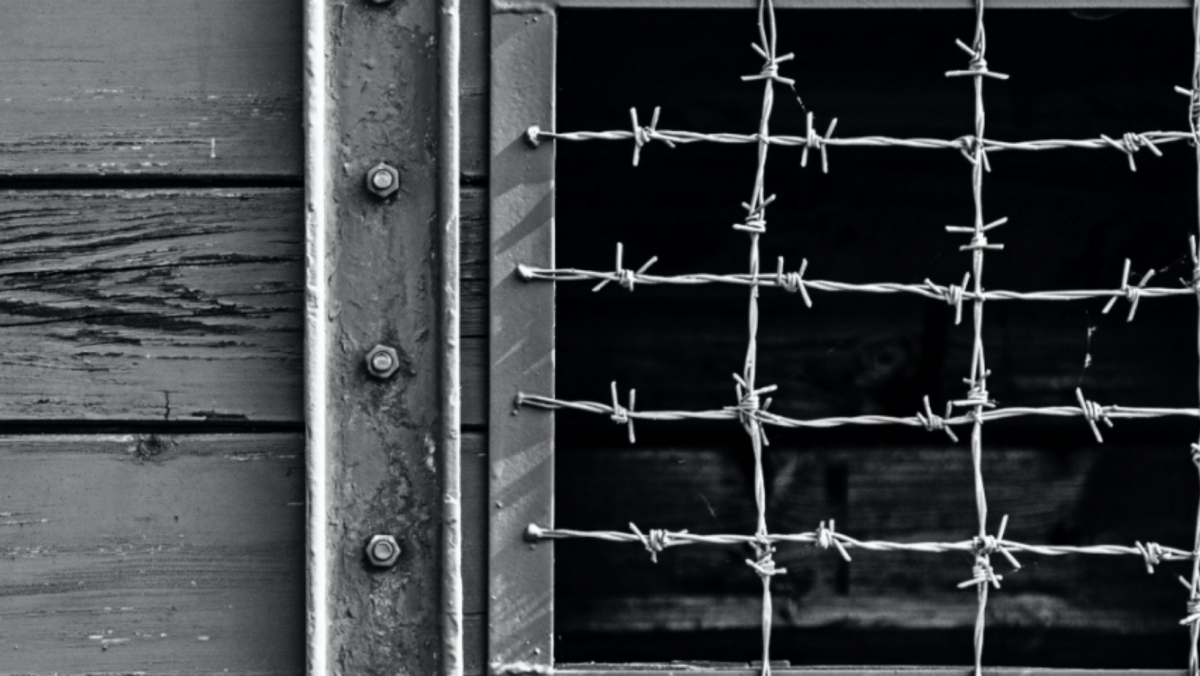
[0, 434, 304, 675]
[0, 189, 303, 422]
[0, 0, 301, 177]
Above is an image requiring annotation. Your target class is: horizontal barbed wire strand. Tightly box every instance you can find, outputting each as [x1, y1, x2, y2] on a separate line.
[518, 387, 1198, 444]
[525, 522, 1195, 574]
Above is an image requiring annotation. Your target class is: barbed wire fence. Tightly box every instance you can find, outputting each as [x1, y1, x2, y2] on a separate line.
[515, 1, 1200, 674]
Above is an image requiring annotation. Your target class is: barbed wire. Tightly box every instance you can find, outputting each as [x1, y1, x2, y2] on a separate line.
[518, 384, 1200, 446]
[527, 112, 1193, 174]
[525, 521, 1196, 575]
[519, 250, 1187, 323]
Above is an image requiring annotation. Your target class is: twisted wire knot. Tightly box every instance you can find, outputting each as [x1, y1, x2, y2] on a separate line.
[732, 374, 776, 447]
[946, 38, 1009, 81]
[609, 381, 637, 444]
[1175, 86, 1200, 143]
[593, 242, 658, 293]
[735, 196, 775, 234]
[917, 395, 959, 443]
[1099, 132, 1163, 172]
[629, 523, 680, 563]
[746, 536, 787, 579]
[742, 45, 796, 87]
[800, 113, 838, 173]
[953, 372, 995, 412]
[926, 272, 970, 325]
[958, 557, 1003, 590]
[1191, 443, 1200, 469]
[1180, 582, 1200, 626]
[775, 257, 813, 307]
[1102, 259, 1154, 323]
[948, 217, 1006, 253]
[814, 520, 852, 562]
[1136, 541, 1165, 574]
[628, 107, 675, 167]
[1075, 387, 1113, 443]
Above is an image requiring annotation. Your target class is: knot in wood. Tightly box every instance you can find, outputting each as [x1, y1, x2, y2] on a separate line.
[1136, 541, 1165, 574]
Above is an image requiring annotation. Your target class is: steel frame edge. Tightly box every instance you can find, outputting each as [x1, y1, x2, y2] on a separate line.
[493, 0, 1189, 11]
[303, 0, 331, 673]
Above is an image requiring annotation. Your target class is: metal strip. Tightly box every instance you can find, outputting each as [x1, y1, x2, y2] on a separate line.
[302, 0, 330, 672]
[548, 669, 1188, 676]
[490, 9, 557, 673]
[496, 0, 1187, 11]
[440, 0, 465, 673]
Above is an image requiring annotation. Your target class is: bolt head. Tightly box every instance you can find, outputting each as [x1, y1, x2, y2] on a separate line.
[365, 163, 400, 199]
[366, 534, 401, 568]
[365, 345, 401, 379]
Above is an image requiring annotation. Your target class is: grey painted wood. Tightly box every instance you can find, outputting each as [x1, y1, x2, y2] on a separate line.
[0, 434, 304, 675]
[0, 0, 301, 177]
[0, 189, 302, 421]
[490, 9, 556, 671]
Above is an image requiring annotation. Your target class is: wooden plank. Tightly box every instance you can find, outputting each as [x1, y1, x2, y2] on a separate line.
[463, 186, 488, 338]
[490, 9, 556, 671]
[322, 0, 444, 672]
[462, 0, 490, 182]
[0, 189, 302, 421]
[0, 434, 304, 675]
[0, 0, 301, 177]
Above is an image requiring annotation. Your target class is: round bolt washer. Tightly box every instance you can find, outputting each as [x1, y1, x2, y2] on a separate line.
[365, 344, 401, 379]
[365, 163, 400, 199]
[366, 534, 401, 568]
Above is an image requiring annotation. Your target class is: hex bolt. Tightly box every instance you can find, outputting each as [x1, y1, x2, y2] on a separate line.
[366, 534, 401, 568]
[365, 344, 401, 379]
[365, 163, 400, 199]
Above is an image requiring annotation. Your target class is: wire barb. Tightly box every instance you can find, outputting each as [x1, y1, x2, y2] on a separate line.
[1075, 387, 1114, 443]
[1102, 259, 1155, 322]
[800, 112, 838, 173]
[1100, 132, 1163, 172]
[775, 257, 813, 307]
[815, 520, 852, 562]
[609, 381, 637, 444]
[917, 395, 960, 442]
[629, 107, 675, 167]
[592, 242, 658, 292]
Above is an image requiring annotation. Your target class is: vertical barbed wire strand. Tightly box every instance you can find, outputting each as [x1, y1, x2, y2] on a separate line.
[946, 1, 1004, 674]
[1188, 2, 1200, 673]
[741, 1, 785, 674]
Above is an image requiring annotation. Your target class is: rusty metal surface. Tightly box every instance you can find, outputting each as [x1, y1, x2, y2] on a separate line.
[490, 9, 556, 672]
[325, 0, 443, 673]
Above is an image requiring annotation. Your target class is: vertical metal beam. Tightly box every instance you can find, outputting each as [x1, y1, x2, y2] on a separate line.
[303, 0, 330, 673]
[441, 0, 465, 673]
[490, 8, 556, 672]
[322, 0, 444, 673]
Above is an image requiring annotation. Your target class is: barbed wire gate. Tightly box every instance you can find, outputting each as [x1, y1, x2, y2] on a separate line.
[514, 1, 1200, 674]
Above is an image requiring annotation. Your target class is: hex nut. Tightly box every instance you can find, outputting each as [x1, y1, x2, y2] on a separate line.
[366, 534, 401, 568]
[365, 163, 400, 199]
[366, 345, 401, 379]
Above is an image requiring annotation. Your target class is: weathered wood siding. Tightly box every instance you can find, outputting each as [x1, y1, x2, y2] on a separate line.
[0, 435, 304, 675]
[0, 0, 302, 177]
